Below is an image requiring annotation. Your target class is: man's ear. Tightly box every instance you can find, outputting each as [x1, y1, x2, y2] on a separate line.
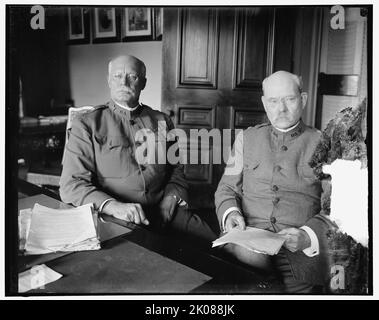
[261, 96, 268, 112]
[140, 77, 147, 90]
[107, 74, 111, 88]
[301, 92, 308, 109]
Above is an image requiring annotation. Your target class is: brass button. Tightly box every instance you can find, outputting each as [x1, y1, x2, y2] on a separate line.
[270, 217, 277, 224]
[281, 145, 288, 151]
[274, 165, 281, 172]
[272, 197, 280, 205]
[272, 185, 279, 192]
[129, 119, 135, 125]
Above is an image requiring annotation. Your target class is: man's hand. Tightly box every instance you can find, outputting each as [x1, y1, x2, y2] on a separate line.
[159, 195, 178, 225]
[224, 211, 246, 233]
[278, 227, 311, 252]
[102, 200, 149, 225]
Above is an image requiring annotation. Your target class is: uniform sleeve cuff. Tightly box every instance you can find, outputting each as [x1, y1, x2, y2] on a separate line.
[166, 194, 187, 207]
[99, 198, 115, 213]
[178, 199, 187, 207]
[300, 225, 319, 257]
[98, 198, 115, 223]
[164, 184, 188, 204]
[222, 207, 241, 232]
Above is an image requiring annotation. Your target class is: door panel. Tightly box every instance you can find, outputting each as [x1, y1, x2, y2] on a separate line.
[230, 107, 268, 129]
[233, 8, 274, 89]
[176, 105, 216, 128]
[178, 9, 219, 88]
[162, 7, 296, 209]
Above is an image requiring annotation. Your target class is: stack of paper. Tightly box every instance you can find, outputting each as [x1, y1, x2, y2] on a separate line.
[24, 203, 100, 255]
[212, 227, 287, 255]
[19, 208, 32, 251]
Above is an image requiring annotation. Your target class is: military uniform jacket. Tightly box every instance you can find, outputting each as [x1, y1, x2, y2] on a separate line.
[59, 101, 188, 210]
[215, 121, 333, 285]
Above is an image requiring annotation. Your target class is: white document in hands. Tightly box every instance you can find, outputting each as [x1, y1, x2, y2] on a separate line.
[25, 203, 100, 255]
[212, 226, 287, 255]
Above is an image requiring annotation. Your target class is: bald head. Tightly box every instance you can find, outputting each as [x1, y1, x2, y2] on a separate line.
[262, 71, 302, 96]
[107, 55, 147, 108]
[108, 55, 146, 78]
[261, 71, 307, 130]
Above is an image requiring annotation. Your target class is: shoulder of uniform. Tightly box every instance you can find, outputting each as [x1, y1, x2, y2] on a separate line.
[141, 104, 158, 113]
[90, 104, 109, 112]
[303, 123, 322, 135]
[244, 122, 270, 132]
[242, 123, 269, 139]
[88, 103, 109, 113]
[72, 104, 108, 127]
[254, 122, 270, 129]
[76, 104, 108, 116]
[141, 104, 168, 120]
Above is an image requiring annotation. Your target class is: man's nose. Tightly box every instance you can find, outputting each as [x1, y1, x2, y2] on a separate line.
[277, 99, 288, 112]
[121, 75, 131, 86]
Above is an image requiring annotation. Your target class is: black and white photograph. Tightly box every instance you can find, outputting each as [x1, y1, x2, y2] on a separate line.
[123, 7, 153, 41]
[2, 1, 377, 305]
[92, 7, 120, 43]
[67, 7, 90, 44]
[154, 7, 163, 40]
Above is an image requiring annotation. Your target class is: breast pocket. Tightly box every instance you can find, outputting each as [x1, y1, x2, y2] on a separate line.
[94, 135, 132, 178]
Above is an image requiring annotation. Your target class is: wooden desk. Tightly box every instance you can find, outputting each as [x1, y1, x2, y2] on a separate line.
[17, 183, 284, 294]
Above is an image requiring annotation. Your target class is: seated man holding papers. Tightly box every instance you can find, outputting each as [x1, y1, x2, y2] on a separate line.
[214, 71, 334, 293]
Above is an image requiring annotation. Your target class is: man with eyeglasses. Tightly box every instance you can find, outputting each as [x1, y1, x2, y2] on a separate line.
[60, 55, 218, 244]
[215, 71, 334, 293]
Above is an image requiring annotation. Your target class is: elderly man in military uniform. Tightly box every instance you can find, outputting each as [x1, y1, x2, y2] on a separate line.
[60, 55, 217, 243]
[215, 71, 333, 293]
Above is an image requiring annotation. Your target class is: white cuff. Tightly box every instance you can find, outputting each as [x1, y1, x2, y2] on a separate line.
[99, 198, 115, 213]
[300, 226, 319, 257]
[168, 194, 187, 207]
[222, 207, 241, 232]
[178, 199, 187, 207]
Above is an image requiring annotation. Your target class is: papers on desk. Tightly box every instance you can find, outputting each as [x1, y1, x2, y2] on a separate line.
[19, 208, 32, 251]
[18, 264, 62, 293]
[212, 227, 287, 255]
[23, 203, 100, 255]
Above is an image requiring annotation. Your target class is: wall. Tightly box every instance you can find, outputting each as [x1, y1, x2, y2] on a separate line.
[318, 7, 367, 129]
[68, 41, 162, 110]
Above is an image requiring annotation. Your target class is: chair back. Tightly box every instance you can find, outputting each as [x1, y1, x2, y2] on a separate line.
[62, 106, 94, 164]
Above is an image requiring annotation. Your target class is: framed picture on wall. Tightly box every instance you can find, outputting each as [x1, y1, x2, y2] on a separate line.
[123, 7, 153, 41]
[154, 8, 163, 40]
[67, 7, 90, 44]
[92, 7, 121, 43]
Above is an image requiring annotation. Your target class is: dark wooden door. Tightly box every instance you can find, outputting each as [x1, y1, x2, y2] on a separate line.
[162, 7, 296, 209]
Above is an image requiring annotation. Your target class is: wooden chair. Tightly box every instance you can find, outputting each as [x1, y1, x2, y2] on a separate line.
[61, 106, 94, 165]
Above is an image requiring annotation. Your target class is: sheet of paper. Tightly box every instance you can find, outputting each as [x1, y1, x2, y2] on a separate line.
[212, 226, 287, 255]
[19, 208, 33, 251]
[18, 264, 63, 293]
[25, 203, 100, 255]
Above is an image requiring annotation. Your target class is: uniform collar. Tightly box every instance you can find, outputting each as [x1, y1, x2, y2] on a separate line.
[274, 121, 300, 133]
[109, 100, 144, 119]
[271, 120, 306, 143]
